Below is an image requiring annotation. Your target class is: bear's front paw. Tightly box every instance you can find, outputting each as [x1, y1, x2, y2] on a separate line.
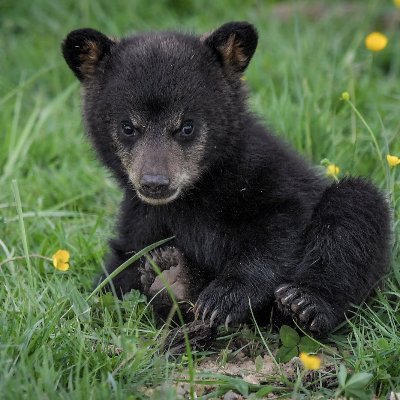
[194, 279, 251, 328]
[139, 246, 188, 301]
[275, 284, 340, 337]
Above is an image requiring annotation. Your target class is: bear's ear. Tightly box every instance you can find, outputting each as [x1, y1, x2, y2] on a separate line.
[202, 22, 258, 74]
[62, 28, 116, 81]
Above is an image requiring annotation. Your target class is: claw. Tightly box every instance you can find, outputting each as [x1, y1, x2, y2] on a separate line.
[151, 249, 159, 260]
[299, 306, 313, 322]
[292, 298, 306, 312]
[194, 303, 200, 320]
[209, 309, 218, 327]
[275, 284, 290, 295]
[202, 306, 209, 322]
[281, 289, 298, 305]
[144, 262, 151, 272]
[225, 314, 232, 330]
[310, 319, 318, 331]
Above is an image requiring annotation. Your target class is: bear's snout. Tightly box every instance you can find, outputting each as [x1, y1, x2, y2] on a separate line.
[140, 174, 171, 196]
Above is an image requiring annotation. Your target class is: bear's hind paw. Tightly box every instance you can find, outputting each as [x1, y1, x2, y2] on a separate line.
[139, 246, 188, 301]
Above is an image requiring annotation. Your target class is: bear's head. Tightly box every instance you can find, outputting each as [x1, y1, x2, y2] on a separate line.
[62, 22, 258, 205]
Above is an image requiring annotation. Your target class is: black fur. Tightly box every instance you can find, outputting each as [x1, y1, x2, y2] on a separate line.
[203, 21, 258, 73]
[62, 22, 391, 337]
[62, 28, 115, 81]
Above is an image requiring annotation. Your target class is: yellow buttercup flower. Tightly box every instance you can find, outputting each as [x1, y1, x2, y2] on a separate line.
[394, 0, 400, 8]
[365, 32, 388, 52]
[299, 352, 321, 370]
[326, 163, 340, 177]
[387, 154, 400, 167]
[52, 249, 70, 271]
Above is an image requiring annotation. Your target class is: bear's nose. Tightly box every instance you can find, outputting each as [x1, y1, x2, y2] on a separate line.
[140, 174, 170, 192]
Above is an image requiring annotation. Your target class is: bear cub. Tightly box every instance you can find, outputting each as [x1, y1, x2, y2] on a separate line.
[62, 22, 391, 337]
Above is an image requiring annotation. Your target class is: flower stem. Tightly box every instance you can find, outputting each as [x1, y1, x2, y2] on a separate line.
[0, 254, 52, 268]
[346, 100, 385, 174]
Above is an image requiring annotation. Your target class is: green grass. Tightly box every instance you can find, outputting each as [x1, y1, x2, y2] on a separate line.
[1, 0, 399, 398]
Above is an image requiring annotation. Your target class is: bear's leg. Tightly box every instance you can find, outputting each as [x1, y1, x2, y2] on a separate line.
[194, 212, 304, 328]
[275, 178, 391, 336]
[96, 247, 143, 297]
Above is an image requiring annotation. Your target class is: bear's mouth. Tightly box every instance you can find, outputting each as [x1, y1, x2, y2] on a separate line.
[136, 188, 181, 205]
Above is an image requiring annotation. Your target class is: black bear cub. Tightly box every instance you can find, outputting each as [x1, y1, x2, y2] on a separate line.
[62, 22, 391, 337]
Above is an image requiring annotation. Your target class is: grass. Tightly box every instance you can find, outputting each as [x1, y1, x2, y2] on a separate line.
[1, 0, 399, 398]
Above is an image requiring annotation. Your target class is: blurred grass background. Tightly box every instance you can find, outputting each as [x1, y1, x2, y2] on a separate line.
[1, 0, 399, 398]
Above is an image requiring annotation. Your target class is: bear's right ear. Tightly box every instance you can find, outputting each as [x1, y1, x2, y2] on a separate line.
[202, 22, 258, 74]
[62, 28, 116, 81]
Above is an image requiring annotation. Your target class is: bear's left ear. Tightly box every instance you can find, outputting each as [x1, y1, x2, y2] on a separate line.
[62, 28, 116, 81]
[202, 22, 258, 74]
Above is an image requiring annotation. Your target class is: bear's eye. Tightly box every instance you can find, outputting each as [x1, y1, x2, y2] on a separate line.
[121, 121, 136, 136]
[179, 121, 194, 137]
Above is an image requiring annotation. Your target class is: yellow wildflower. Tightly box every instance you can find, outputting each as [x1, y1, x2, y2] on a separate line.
[394, 0, 400, 7]
[299, 352, 321, 370]
[387, 154, 400, 167]
[326, 164, 340, 177]
[52, 249, 70, 271]
[365, 32, 388, 52]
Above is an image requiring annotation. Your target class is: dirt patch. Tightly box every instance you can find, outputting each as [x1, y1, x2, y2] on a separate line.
[196, 352, 277, 385]
[167, 350, 337, 399]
